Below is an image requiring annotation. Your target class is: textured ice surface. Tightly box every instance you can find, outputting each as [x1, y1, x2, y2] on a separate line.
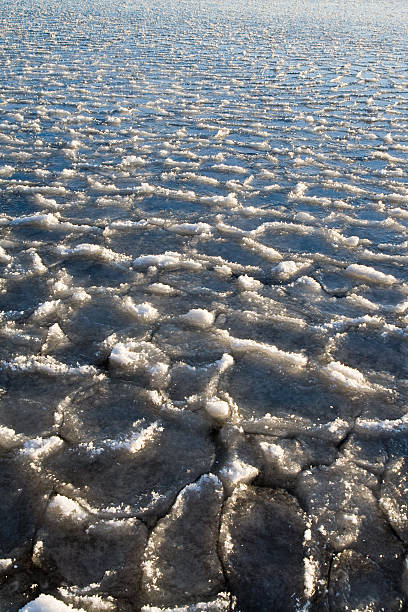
[1, 0, 408, 609]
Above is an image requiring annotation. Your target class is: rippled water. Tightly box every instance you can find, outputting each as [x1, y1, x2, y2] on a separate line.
[1, 0, 408, 610]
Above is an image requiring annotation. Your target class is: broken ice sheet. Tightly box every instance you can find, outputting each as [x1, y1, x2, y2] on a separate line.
[2, 0, 408, 609]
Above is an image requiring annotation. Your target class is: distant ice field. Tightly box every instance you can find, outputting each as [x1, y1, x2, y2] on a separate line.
[1, 0, 408, 610]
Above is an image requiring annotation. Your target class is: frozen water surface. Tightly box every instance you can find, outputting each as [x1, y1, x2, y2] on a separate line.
[1, 0, 408, 609]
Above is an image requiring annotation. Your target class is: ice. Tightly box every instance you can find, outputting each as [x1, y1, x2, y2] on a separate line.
[109, 341, 169, 388]
[18, 594, 85, 612]
[29, 251, 48, 275]
[272, 260, 308, 281]
[205, 397, 230, 421]
[220, 487, 307, 610]
[303, 556, 320, 599]
[141, 593, 230, 611]
[295, 276, 322, 293]
[133, 253, 201, 271]
[180, 173, 219, 186]
[212, 164, 248, 175]
[1, 355, 99, 377]
[0, 246, 11, 263]
[260, 440, 304, 477]
[241, 237, 282, 262]
[47, 495, 89, 522]
[2, 0, 408, 608]
[148, 283, 176, 295]
[219, 458, 259, 491]
[355, 414, 408, 436]
[120, 155, 146, 167]
[11, 213, 60, 228]
[199, 192, 239, 208]
[21, 436, 64, 462]
[31, 300, 64, 321]
[120, 298, 160, 323]
[346, 264, 398, 286]
[57, 244, 131, 265]
[182, 309, 215, 328]
[142, 474, 224, 608]
[0, 425, 23, 450]
[237, 275, 263, 292]
[345, 293, 379, 311]
[321, 361, 373, 392]
[42, 323, 68, 351]
[32, 194, 59, 210]
[218, 329, 308, 368]
[0, 165, 14, 176]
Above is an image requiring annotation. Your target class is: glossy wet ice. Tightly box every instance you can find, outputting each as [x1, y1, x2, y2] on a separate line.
[1, 0, 408, 610]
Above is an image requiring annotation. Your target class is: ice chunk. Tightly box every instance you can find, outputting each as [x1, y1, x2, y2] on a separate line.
[219, 457, 259, 491]
[109, 341, 169, 388]
[0, 246, 11, 263]
[11, 213, 60, 227]
[168, 222, 212, 236]
[42, 323, 68, 353]
[21, 436, 64, 461]
[199, 192, 239, 208]
[272, 260, 307, 280]
[148, 283, 176, 295]
[133, 252, 201, 271]
[120, 155, 146, 167]
[322, 361, 373, 391]
[346, 264, 397, 286]
[205, 397, 230, 421]
[141, 594, 230, 611]
[32, 299, 63, 321]
[57, 244, 131, 265]
[0, 355, 99, 377]
[32, 194, 59, 210]
[212, 163, 248, 174]
[182, 309, 215, 328]
[304, 556, 320, 599]
[121, 298, 159, 323]
[0, 425, 23, 450]
[242, 237, 282, 262]
[218, 329, 308, 368]
[47, 495, 89, 522]
[142, 474, 224, 608]
[295, 276, 321, 293]
[237, 275, 262, 292]
[18, 595, 85, 612]
[0, 165, 14, 176]
[220, 487, 306, 608]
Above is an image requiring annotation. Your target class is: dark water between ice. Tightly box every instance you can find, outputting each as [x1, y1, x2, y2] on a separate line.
[1, 0, 408, 610]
